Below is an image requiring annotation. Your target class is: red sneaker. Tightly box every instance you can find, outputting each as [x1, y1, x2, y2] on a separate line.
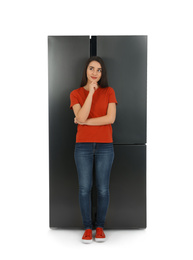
[95, 227, 106, 242]
[82, 229, 92, 243]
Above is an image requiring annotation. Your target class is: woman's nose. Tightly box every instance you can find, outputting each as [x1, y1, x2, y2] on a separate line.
[92, 70, 98, 75]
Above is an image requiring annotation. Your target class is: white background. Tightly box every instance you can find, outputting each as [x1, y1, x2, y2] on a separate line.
[0, 0, 193, 259]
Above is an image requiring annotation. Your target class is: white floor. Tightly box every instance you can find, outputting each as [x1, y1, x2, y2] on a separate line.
[2, 221, 192, 260]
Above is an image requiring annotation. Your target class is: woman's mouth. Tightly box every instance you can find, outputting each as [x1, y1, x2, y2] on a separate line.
[91, 76, 97, 79]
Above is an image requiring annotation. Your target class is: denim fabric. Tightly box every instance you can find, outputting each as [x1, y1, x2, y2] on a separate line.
[74, 142, 114, 229]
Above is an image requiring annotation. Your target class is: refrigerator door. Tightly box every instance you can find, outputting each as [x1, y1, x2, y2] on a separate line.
[97, 36, 147, 144]
[48, 36, 90, 228]
[105, 145, 146, 228]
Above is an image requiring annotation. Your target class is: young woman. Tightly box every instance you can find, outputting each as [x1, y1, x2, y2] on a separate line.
[70, 56, 118, 243]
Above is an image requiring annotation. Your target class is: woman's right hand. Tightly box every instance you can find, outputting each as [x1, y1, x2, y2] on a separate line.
[88, 81, 98, 94]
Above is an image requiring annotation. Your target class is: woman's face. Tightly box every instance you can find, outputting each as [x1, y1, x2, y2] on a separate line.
[86, 61, 102, 84]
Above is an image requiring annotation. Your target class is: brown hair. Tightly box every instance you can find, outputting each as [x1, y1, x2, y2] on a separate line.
[80, 56, 109, 88]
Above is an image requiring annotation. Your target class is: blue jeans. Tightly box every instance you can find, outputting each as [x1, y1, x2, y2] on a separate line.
[74, 142, 114, 230]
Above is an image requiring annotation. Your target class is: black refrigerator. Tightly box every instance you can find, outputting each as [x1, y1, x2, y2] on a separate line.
[48, 35, 147, 229]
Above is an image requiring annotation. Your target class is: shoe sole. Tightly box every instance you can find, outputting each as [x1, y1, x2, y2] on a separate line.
[95, 238, 106, 242]
[82, 239, 93, 244]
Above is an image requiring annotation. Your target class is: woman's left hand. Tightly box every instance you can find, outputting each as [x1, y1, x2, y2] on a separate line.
[74, 117, 85, 125]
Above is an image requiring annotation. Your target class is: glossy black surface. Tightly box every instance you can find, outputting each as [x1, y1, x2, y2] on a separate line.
[97, 36, 147, 144]
[48, 36, 90, 228]
[105, 145, 146, 228]
[48, 36, 147, 229]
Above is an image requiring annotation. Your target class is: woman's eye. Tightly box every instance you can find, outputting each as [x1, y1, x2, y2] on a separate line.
[89, 67, 102, 72]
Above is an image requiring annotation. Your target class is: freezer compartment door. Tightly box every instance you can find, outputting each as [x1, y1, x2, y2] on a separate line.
[105, 144, 146, 228]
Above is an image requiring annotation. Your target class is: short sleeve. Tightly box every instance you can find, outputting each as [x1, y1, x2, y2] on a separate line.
[70, 90, 79, 109]
[108, 87, 118, 105]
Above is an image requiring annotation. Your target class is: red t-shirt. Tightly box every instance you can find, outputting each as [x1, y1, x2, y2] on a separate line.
[70, 86, 118, 143]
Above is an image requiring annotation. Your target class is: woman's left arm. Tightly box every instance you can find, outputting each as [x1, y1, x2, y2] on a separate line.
[74, 103, 117, 126]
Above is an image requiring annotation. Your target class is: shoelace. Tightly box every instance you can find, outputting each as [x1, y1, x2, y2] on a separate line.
[84, 230, 92, 238]
[96, 228, 104, 237]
